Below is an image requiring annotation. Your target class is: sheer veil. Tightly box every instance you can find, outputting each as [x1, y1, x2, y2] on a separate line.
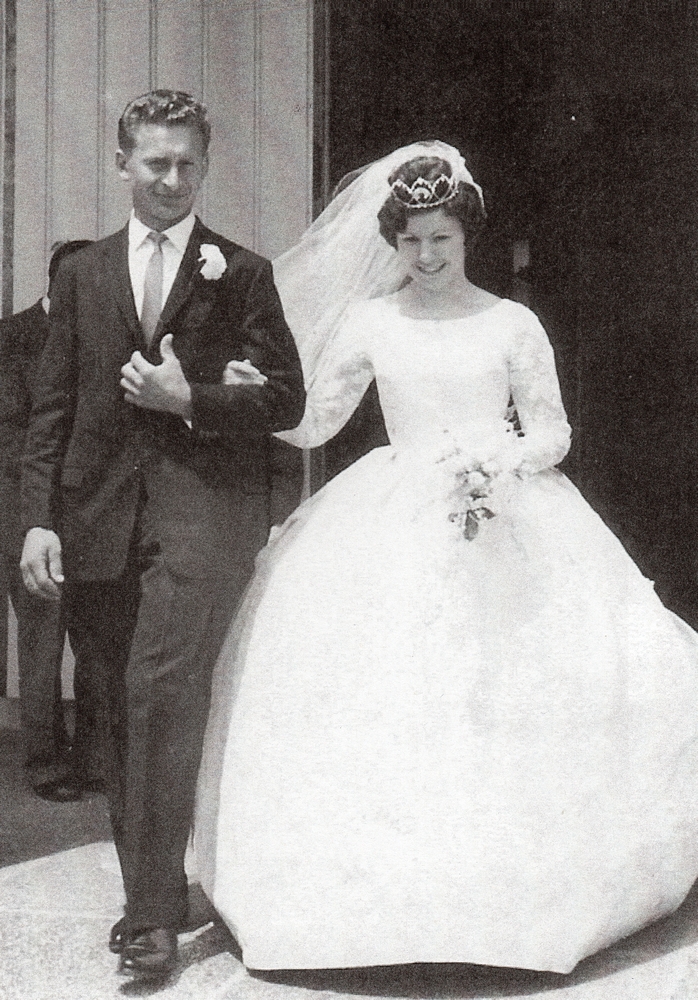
[272, 140, 484, 397]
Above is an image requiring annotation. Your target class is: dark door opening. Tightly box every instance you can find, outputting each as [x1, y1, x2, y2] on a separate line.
[316, 0, 698, 623]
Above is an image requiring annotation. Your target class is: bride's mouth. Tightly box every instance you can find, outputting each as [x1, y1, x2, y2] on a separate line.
[417, 264, 446, 275]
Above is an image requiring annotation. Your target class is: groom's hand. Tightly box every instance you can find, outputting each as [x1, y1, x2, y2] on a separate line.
[21, 527, 64, 601]
[121, 334, 192, 420]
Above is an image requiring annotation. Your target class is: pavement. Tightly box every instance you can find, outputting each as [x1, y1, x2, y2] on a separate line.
[3, 723, 698, 1000]
[2, 838, 698, 1000]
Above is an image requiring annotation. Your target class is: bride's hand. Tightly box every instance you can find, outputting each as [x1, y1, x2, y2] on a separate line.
[222, 359, 268, 386]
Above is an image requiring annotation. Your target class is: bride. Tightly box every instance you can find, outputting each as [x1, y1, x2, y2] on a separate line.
[194, 141, 698, 975]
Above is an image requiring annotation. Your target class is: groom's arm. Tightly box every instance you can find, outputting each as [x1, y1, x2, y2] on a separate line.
[21, 261, 77, 536]
[120, 258, 306, 440]
[190, 259, 306, 439]
[20, 262, 78, 598]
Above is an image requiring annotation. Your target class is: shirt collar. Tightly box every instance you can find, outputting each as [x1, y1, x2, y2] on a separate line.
[128, 211, 197, 255]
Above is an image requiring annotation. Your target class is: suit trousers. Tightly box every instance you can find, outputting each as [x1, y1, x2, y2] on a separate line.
[65, 468, 268, 930]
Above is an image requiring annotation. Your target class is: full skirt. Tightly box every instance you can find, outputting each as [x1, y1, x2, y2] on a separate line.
[195, 447, 698, 973]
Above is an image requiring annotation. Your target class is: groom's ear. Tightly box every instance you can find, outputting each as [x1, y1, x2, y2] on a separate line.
[115, 148, 129, 179]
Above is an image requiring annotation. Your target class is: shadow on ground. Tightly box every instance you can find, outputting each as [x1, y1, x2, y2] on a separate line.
[251, 882, 698, 998]
[0, 728, 112, 867]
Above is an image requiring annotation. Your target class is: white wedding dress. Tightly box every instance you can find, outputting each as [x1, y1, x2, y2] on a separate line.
[195, 297, 698, 974]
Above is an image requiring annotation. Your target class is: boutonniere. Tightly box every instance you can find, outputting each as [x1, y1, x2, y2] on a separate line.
[198, 244, 227, 280]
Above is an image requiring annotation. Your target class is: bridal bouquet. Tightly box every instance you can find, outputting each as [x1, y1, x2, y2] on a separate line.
[447, 468, 496, 541]
[435, 430, 517, 541]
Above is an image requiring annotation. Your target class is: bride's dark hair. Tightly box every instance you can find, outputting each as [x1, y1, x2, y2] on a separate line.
[378, 156, 486, 251]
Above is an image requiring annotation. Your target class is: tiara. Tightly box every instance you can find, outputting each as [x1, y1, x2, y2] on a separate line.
[390, 173, 458, 209]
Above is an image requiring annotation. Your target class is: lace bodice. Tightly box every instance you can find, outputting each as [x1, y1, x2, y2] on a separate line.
[278, 297, 571, 476]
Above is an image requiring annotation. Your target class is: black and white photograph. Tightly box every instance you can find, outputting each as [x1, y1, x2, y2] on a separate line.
[1, 2, 697, 998]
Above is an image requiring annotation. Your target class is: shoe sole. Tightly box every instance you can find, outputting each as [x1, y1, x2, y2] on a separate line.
[118, 957, 177, 980]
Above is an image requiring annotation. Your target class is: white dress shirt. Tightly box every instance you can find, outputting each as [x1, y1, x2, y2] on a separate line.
[127, 211, 197, 318]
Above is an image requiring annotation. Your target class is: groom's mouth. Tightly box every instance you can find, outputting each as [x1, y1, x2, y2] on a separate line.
[153, 188, 190, 202]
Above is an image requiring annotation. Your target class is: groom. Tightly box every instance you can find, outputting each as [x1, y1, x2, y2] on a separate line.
[20, 90, 305, 979]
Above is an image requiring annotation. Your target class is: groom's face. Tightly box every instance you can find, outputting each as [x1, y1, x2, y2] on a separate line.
[116, 123, 209, 232]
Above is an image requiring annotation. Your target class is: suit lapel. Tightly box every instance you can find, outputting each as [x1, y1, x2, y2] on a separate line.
[105, 227, 141, 343]
[106, 219, 219, 353]
[152, 220, 209, 347]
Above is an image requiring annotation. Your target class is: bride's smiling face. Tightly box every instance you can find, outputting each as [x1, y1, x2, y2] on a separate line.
[395, 209, 466, 291]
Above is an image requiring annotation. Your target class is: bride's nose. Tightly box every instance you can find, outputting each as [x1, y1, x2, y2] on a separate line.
[417, 240, 436, 264]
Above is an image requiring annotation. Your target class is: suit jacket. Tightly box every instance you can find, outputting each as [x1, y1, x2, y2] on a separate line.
[21, 219, 305, 580]
[0, 300, 50, 556]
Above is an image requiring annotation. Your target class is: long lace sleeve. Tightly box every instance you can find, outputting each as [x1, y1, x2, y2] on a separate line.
[507, 306, 571, 476]
[275, 305, 375, 450]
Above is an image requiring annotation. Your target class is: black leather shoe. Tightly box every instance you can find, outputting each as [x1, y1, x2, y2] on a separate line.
[119, 927, 178, 979]
[110, 915, 188, 953]
[33, 777, 82, 803]
[109, 917, 129, 954]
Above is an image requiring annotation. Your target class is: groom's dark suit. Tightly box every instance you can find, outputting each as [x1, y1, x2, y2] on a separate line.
[21, 218, 305, 930]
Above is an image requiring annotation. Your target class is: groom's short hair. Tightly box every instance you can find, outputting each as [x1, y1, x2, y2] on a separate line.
[118, 90, 211, 155]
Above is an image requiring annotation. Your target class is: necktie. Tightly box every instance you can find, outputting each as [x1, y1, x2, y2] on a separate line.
[140, 231, 167, 345]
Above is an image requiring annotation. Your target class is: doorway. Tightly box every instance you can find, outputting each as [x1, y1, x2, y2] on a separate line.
[316, 0, 698, 623]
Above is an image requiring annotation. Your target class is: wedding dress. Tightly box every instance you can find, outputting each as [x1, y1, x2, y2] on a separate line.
[194, 295, 698, 974]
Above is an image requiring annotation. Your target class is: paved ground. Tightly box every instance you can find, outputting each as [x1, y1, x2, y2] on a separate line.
[3, 725, 698, 999]
[0, 728, 111, 868]
[2, 838, 698, 1000]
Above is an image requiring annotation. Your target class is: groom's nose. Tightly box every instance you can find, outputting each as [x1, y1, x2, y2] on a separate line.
[161, 163, 183, 190]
